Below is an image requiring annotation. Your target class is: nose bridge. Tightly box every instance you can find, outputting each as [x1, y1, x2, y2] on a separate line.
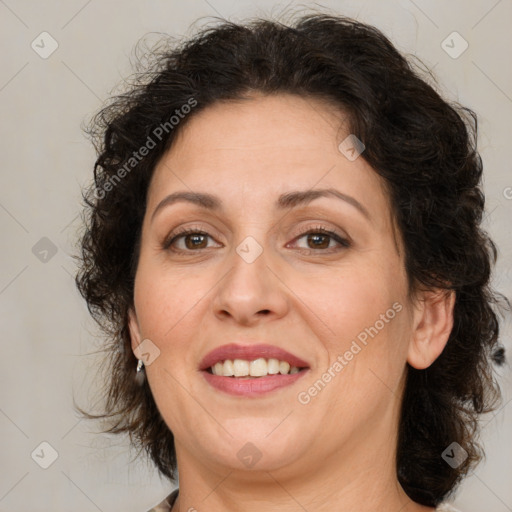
[212, 230, 286, 322]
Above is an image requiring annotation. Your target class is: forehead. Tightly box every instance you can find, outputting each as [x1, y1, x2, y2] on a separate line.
[147, 93, 394, 232]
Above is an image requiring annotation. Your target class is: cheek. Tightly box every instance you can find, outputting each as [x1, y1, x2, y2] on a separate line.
[313, 266, 409, 380]
[133, 264, 205, 429]
[133, 260, 205, 340]
[310, 302, 409, 430]
[315, 270, 398, 336]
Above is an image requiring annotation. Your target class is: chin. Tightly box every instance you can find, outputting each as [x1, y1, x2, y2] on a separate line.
[190, 420, 309, 472]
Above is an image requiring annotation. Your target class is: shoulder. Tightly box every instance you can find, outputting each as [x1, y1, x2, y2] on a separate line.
[436, 504, 462, 512]
[145, 489, 179, 512]
[143, 492, 461, 512]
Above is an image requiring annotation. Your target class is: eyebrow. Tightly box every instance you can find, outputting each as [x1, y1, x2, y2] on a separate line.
[151, 188, 371, 222]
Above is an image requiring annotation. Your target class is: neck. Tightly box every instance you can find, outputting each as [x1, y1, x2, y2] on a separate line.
[171, 430, 435, 512]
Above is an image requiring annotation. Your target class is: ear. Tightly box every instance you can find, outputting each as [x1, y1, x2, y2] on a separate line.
[407, 288, 456, 370]
[128, 307, 142, 355]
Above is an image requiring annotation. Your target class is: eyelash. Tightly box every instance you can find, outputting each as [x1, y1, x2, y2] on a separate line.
[163, 225, 351, 254]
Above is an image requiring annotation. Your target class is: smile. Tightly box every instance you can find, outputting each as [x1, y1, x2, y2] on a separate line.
[199, 343, 310, 396]
[208, 357, 303, 377]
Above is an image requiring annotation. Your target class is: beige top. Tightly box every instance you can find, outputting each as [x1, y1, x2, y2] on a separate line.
[146, 490, 462, 511]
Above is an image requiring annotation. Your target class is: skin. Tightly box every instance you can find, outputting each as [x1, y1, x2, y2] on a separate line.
[128, 93, 455, 512]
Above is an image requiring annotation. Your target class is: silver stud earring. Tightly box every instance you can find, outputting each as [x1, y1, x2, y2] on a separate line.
[135, 359, 145, 385]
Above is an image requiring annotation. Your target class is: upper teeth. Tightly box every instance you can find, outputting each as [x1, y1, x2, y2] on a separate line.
[210, 358, 301, 377]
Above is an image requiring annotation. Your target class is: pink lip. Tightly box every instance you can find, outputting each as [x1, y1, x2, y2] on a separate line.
[199, 343, 310, 398]
[198, 343, 310, 371]
[202, 370, 309, 397]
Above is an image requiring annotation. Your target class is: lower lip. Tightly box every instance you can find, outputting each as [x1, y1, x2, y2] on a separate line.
[201, 370, 309, 397]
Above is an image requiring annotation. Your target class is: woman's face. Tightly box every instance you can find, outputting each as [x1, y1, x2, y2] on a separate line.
[129, 93, 419, 478]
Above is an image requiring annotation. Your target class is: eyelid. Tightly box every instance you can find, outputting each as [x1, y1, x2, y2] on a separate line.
[162, 223, 220, 249]
[289, 222, 350, 242]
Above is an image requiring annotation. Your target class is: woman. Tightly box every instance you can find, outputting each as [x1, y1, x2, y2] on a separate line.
[75, 12, 507, 512]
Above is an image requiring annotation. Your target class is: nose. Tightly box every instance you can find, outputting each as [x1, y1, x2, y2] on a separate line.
[211, 240, 289, 326]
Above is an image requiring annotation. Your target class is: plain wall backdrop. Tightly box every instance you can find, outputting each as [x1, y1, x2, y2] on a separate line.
[0, 1, 511, 511]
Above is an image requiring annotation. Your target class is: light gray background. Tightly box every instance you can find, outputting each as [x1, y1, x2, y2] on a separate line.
[1, 1, 511, 511]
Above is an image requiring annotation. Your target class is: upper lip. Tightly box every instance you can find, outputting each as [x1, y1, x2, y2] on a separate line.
[199, 343, 310, 371]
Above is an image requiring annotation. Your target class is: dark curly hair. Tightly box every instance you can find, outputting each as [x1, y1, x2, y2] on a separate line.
[75, 11, 509, 508]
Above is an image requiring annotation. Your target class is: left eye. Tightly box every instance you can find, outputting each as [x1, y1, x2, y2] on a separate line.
[290, 228, 350, 252]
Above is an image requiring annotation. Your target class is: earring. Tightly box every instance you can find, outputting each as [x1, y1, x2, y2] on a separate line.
[135, 358, 145, 385]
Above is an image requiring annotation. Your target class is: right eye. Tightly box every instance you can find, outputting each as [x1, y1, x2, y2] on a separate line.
[163, 227, 222, 252]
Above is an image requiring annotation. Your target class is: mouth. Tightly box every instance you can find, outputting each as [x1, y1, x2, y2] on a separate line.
[205, 357, 307, 377]
[199, 343, 310, 396]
